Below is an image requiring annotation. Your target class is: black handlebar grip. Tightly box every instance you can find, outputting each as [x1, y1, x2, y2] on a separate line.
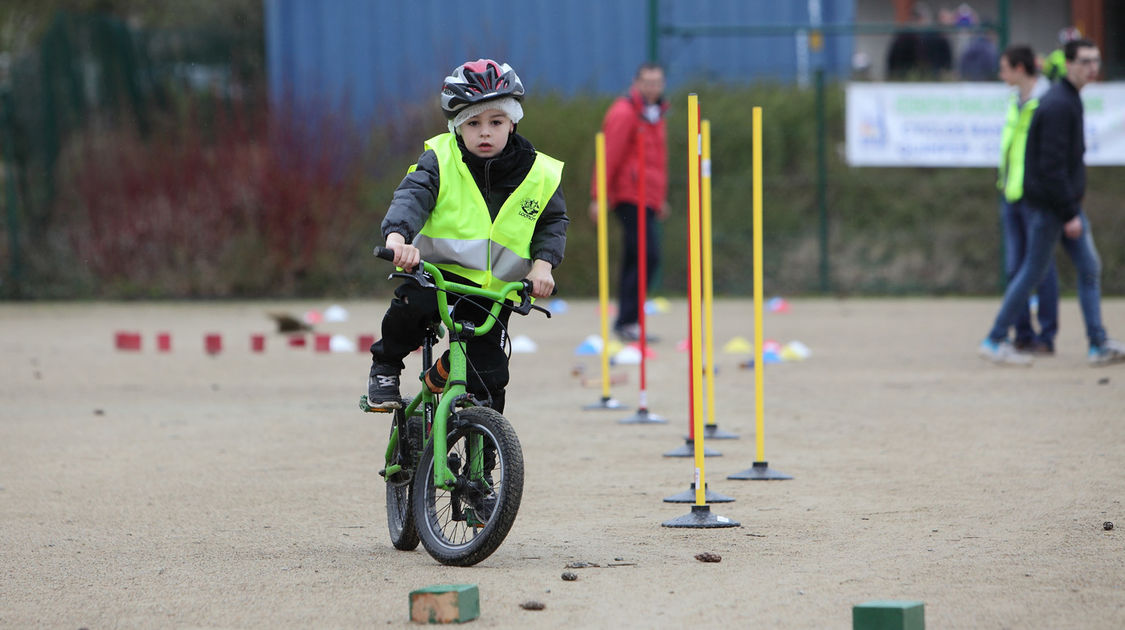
[520, 279, 559, 296]
[373, 246, 395, 262]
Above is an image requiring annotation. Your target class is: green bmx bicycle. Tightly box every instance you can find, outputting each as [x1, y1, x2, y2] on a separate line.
[360, 246, 550, 566]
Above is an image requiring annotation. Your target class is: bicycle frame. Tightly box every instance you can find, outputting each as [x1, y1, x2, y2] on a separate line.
[381, 259, 532, 492]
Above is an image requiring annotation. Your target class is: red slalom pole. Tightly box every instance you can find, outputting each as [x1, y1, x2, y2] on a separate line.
[637, 126, 648, 398]
[621, 122, 664, 425]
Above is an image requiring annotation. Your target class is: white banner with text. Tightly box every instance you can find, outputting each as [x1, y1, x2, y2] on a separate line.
[846, 82, 1125, 167]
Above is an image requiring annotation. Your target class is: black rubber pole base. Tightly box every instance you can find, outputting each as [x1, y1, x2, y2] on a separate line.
[702, 424, 740, 440]
[727, 460, 793, 480]
[619, 407, 667, 424]
[663, 439, 721, 457]
[664, 482, 735, 503]
[583, 396, 626, 410]
[683, 424, 740, 440]
[661, 504, 740, 528]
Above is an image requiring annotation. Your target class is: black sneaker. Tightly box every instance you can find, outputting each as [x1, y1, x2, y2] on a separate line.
[615, 323, 660, 344]
[367, 363, 402, 411]
[1014, 339, 1055, 356]
[614, 323, 640, 342]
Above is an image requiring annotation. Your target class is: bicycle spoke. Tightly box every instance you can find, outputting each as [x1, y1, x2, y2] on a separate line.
[414, 408, 522, 565]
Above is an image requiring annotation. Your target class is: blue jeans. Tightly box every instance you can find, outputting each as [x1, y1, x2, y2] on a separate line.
[1001, 199, 1059, 345]
[988, 207, 1106, 349]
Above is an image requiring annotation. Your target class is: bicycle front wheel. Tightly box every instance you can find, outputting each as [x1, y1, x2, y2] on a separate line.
[385, 409, 420, 551]
[412, 407, 523, 566]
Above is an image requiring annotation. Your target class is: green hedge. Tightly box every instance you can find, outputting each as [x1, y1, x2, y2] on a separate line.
[519, 82, 1125, 298]
[19, 82, 1125, 299]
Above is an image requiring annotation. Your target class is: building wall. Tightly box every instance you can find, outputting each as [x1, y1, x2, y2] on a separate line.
[265, 0, 855, 128]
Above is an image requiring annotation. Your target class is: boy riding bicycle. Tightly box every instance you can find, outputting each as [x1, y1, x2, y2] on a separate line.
[368, 59, 569, 413]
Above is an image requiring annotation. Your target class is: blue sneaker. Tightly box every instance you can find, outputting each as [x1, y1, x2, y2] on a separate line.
[1088, 340, 1125, 366]
[978, 339, 1032, 366]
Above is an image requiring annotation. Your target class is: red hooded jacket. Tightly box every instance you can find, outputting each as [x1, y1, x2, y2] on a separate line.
[591, 87, 668, 210]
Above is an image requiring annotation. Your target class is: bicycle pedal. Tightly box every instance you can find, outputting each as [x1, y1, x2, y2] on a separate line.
[360, 395, 400, 413]
[465, 509, 487, 529]
[367, 407, 396, 414]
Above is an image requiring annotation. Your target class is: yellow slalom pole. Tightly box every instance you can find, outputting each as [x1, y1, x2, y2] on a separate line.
[687, 95, 706, 506]
[728, 106, 790, 481]
[701, 120, 717, 433]
[662, 95, 740, 528]
[595, 132, 613, 400]
[585, 132, 624, 412]
[752, 107, 766, 463]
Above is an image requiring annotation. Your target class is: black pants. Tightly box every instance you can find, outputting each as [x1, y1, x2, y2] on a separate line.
[614, 202, 661, 328]
[370, 280, 512, 413]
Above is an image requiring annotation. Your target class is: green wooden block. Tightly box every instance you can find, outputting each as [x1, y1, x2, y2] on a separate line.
[409, 584, 480, 624]
[853, 600, 925, 630]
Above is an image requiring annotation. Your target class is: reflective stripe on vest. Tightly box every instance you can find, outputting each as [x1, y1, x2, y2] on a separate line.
[998, 94, 1039, 203]
[414, 132, 563, 295]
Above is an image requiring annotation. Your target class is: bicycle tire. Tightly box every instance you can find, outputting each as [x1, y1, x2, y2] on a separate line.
[385, 409, 420, 551]
[412, 406, 523, 566]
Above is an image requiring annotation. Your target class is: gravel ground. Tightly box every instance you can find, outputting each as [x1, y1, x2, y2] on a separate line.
[2, 297, 1123, 629]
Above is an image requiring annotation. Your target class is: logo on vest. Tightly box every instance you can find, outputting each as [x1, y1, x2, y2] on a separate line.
[518, 199, 541, 220]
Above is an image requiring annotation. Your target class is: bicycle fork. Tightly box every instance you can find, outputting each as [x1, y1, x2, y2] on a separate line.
[431, 332, 491, 494]
[430, 335, 466, 490]
[396, 328, 491, 513]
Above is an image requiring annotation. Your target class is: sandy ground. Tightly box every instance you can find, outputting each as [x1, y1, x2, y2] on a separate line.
[2, 297, 1124, 629]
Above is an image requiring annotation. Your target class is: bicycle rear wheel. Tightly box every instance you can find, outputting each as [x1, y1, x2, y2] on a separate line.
[412, 407, 523, 566]
[385, 409, 420, 551]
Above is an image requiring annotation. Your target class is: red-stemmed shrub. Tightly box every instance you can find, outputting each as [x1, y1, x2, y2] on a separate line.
[57, 94, 370, 297]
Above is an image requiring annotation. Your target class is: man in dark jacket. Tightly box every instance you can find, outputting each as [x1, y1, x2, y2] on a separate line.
[979, 39, 1125, 366]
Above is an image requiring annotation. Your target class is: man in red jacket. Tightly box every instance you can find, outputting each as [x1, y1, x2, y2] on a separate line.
[589, 63, 669, 342]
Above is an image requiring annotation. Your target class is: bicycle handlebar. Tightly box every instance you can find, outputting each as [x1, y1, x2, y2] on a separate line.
[372, 246, 398, 263]
[372, 246, 550, 319]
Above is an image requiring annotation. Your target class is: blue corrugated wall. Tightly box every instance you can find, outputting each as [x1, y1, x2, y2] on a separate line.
[265, 0, 855, 128]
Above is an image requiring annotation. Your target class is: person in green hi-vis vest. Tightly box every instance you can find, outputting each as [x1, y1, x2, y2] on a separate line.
[366, 59, 569, 412]
[997, 44, 1058, 355]
[1042, 26, 1082, 82]
[980, 39, 1125, 367]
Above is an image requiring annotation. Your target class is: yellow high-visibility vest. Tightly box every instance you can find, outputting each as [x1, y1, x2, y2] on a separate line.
[413, 132, 563, 298]
[1043, 49, 1066, 81]
[998, 94, 1039, 203]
